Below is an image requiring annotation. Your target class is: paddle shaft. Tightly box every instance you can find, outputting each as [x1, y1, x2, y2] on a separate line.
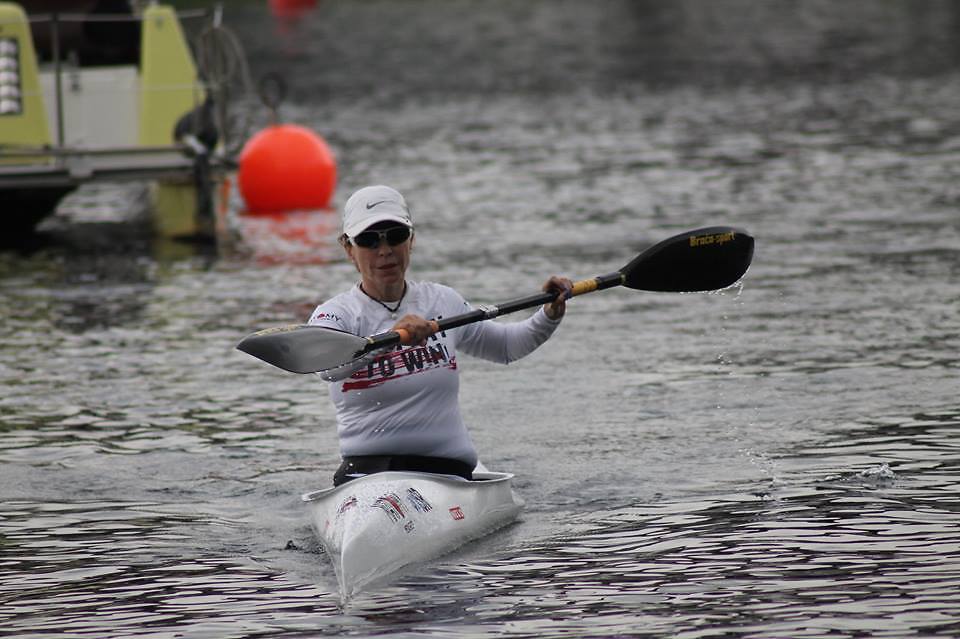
[367, 271, 624, 352]
[236, 226, 753, 374]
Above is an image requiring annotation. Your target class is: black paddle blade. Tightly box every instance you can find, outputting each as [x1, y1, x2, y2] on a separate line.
[236, 325, 368, 374]
[620, 226, 754, 292]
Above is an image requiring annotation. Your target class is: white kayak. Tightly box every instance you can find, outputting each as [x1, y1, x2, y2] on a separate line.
[302, 470, 524, 598]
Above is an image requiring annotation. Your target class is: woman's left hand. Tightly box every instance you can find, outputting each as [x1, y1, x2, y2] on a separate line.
[542, 276, 573, 320]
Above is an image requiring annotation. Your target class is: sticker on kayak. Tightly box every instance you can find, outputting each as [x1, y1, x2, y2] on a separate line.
[449, 506, 465, 521]
[373, 493, 405, 523]
[336, 496, 358, 517]
[405, 487, 432, 513]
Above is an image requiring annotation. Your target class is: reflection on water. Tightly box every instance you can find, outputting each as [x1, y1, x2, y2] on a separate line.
[232, 210, 342, 265]
[3, 0, 960, 636]
[9, 408, 951, 637]
[1, 500, 338, 637]
[351, 410, 960, 637]
[246, 0, 960, 98]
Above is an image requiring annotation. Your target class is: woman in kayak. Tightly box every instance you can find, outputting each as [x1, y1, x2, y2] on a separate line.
[308, 185, 571, 486]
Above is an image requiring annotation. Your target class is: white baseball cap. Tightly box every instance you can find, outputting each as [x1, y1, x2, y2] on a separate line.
[342, 185, 413, 238]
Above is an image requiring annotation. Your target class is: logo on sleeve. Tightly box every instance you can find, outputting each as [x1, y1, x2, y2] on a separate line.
[311, 312, 343, 323]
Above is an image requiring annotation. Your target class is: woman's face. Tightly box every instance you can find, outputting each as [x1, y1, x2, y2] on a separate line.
[344, 223, 414, 297]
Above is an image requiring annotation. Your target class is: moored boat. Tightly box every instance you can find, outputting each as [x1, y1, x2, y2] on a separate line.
[0, 1, 248, 242]
[302, 470, 524, 598]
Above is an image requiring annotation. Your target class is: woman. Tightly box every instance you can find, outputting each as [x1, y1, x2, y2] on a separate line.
[308, 185, 571, 486]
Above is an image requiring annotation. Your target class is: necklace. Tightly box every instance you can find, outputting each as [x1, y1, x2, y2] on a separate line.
[361, 283, 406, 318]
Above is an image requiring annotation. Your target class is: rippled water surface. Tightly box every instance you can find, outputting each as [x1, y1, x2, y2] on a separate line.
[3, 1, 960, 637]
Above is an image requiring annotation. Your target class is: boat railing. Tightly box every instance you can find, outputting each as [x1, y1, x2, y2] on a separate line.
[0, 3, 251, 172]
[0, 143, 198, 156]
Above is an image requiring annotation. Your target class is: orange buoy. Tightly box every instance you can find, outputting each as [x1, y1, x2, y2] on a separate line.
[269, 0, 318, 20]
[238, 124, 336, 214]
[268, 0, 317, 19]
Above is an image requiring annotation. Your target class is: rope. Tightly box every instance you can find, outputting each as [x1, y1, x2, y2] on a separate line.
[193, 23, 258, 156]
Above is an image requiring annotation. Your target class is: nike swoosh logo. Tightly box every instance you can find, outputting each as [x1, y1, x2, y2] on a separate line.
[366, 200, 388, 209]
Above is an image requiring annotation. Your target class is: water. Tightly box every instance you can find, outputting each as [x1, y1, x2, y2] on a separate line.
[3, 0, 960, 636]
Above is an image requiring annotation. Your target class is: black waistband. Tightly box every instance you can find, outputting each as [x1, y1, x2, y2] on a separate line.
[333, 455, 473, 486]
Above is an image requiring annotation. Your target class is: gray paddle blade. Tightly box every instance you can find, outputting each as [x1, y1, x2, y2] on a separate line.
[236, 325, 368, 374]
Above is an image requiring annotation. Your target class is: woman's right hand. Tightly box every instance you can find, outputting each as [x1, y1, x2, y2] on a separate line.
[392, 314, 435, 345]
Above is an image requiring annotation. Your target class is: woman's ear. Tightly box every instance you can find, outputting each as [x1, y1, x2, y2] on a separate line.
[341, 238, 359, 269]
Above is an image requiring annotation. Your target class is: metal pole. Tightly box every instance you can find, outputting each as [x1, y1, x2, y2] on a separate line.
[51, 14, 65, 149]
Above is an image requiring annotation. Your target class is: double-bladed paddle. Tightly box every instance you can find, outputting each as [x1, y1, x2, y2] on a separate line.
[237, 226, 754, 374]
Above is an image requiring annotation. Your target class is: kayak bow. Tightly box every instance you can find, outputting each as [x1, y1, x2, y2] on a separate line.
[303, 471, 523, 598]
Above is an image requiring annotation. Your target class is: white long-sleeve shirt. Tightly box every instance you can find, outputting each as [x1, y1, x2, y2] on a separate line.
[307, 280, 561, 467]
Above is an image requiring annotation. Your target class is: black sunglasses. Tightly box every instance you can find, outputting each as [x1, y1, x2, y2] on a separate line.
[351, 226, 412, 249]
